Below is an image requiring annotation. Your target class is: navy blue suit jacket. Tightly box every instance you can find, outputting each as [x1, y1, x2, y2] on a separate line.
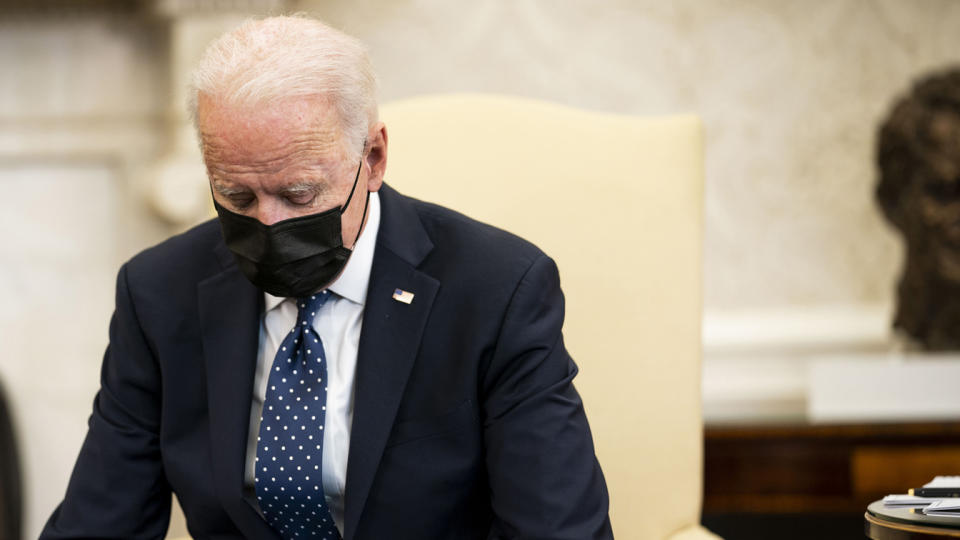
[41, 184, 612, 540]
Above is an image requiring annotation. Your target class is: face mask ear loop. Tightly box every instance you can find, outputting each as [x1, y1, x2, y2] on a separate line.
[340, 140, 367, 213]
[351, 190, 371, 248]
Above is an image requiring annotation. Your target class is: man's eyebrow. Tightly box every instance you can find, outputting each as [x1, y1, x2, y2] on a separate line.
[211, 181, 249, 197]
[278, 182, 325, 195]
[211, 180, 329, 197]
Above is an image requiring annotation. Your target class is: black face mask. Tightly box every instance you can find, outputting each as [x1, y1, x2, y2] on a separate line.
[214, 158, 368, 298]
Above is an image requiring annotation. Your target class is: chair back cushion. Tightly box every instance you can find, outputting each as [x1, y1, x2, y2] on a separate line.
[381, 94, 705, 539]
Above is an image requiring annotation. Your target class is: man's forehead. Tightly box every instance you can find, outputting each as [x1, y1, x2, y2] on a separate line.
[197, 94, 347, 155]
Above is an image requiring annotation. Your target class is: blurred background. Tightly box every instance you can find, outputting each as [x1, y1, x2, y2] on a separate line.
[2, 0, 960, 538]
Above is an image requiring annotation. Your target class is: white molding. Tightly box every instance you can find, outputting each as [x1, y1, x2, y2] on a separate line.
[808, 355, 960, 423]
[703, 303, 896, 355]
[151, 0, 288, 17]
[0, 120, 162, 159]
[699, 303, 937, 425]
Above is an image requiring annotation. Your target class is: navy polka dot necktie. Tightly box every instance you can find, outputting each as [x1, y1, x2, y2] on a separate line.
[255, 291, 342, 540]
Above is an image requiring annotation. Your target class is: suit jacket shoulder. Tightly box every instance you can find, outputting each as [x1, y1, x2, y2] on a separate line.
[125, 219, 225, 288]
[380, 185, 549, 298]
[119, 219, 234, 320]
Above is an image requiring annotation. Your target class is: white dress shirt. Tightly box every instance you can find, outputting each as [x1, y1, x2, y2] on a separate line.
[244, 192, 381, 534]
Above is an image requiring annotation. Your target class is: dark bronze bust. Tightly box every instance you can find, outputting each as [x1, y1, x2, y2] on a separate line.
[0, 380, 20, 540]
[877, 69, 960, 350]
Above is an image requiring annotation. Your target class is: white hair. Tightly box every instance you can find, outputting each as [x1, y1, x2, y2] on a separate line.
[188, 15, 378, 156]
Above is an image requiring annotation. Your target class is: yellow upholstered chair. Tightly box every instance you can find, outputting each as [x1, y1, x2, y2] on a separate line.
[379, 94, 717, 540]
[166, 93, 716, 540]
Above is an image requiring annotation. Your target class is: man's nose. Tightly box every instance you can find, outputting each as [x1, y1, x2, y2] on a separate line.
[255, 199, 291, 226]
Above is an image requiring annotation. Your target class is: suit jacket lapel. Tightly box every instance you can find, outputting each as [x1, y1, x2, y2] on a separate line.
[343, 185, 439, 540]
[198, 245, 280, 540]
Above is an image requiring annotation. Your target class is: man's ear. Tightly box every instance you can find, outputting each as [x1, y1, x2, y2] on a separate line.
[365, 121, 387, 192]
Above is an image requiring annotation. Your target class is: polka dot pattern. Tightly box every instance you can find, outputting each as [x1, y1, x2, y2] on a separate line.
[255, 292, 341, 539]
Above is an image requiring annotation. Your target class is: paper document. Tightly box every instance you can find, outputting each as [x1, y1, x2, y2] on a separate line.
[925, 476, 960, 488]
[883, 494, 941, 507]
[921, 499, 960, 517]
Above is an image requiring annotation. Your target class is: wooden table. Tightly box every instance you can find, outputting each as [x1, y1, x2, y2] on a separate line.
[865, 501, 960, 539]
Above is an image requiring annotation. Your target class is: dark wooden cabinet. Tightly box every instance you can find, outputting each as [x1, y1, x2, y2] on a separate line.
[702, 423, 960, 539]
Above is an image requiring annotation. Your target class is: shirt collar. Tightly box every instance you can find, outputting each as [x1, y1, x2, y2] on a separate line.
[263, 191, 381, 312]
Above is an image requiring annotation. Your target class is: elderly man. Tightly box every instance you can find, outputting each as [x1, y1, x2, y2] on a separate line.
[42, 15, 611, 540]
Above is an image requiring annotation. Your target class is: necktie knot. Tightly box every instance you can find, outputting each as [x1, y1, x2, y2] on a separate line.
[296, 291, 331, 326]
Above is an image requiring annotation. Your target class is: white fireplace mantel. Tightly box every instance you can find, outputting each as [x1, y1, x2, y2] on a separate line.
[702, 303, 960, 425]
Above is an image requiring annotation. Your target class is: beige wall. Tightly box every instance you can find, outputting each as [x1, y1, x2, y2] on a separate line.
[3, 1, 960, 537]
[300, 0, 960, 312]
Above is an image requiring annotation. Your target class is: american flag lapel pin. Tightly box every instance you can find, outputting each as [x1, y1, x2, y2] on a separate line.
[392, 288, 415, 304]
